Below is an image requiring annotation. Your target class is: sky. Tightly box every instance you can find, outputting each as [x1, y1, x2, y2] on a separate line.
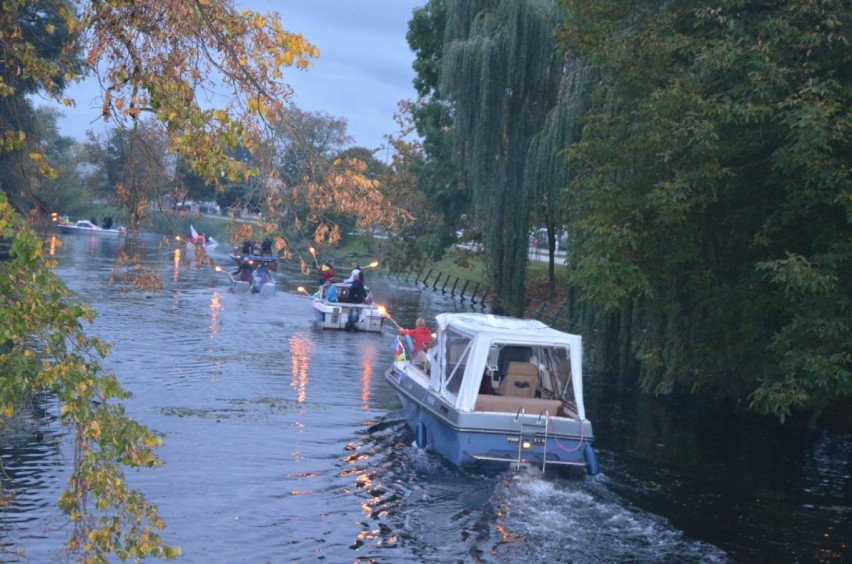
[40, 0, 425, 152]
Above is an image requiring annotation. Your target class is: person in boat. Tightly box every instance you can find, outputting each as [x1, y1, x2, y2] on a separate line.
[344, 261, 363, 284]
[318, 259, 335, 286]
[344, 272, 366, 331]
[261, 237, 273, 256]
[252, 261, 272, 293]
[232, 259, 254, 283]
[242, 240, 255, 255]
[400, 318, 433, 361]
[102, 216, 113, 229]
[347, 271, 366, 304]
[326, 281, 339, 302]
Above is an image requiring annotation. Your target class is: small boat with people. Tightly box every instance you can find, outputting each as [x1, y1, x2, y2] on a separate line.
[312, 282, 384, 332]
[383, 312, 600, 476]
[228, 259, 277, 295]
[230, 238, 278, 271]
[56, 218, 126, 237]
[183, 225, 218, 262]
[187, 224, 217, 250]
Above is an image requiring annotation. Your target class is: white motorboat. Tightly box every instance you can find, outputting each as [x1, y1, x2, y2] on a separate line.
[384, 312, 600, 475]
[312, 282, 383, 332]
[57, 220, 126, 237]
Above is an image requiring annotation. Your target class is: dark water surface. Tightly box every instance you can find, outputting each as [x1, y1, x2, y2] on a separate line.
[1, 234, 849, 562]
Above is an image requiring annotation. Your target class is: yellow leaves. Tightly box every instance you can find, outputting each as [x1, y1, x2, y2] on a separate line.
[247, 97, 261, 114]
[88, 420, 102, 439]
[144, 435, 164, 448]
[3, 404, 14, 418]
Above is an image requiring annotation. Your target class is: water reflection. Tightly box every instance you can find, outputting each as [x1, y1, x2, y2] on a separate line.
[208, 290, 222, 337]
[289, 332, 312, 404]
[358, 347, 376, 408]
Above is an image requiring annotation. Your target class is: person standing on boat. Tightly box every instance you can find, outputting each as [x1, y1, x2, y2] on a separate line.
[400, 318, 433, 360]
[344, 261, 363, 284]
[344, 272, 366, 331]
[318, 259, 335, 286]
[347, 272, 366, 304]
[233, 259, 254, 283]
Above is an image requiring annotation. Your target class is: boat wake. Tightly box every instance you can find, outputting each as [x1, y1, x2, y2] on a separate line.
[355, 420, 729, 563]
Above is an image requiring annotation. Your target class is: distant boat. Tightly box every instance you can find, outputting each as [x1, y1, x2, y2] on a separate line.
[312, 283, 384, 332]
[228, 261, 276, 295]
[188, 224, 217, 250]
[384, 312, 600, 475]
[57, 220, 126, 237]
[230, 239, 278, 272]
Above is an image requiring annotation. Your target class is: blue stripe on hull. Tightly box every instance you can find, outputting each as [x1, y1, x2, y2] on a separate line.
[397, 391, 595, 472]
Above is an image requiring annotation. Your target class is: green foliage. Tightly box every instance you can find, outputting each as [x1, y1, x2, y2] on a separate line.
[431, 0, 562, 315]
[560, 0, 852, 422]
[0, 195, 178, 559]
[407, 0, 468, 258]
[0, 0, 83, 210]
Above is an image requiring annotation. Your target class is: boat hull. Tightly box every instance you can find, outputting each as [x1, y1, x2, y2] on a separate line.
[313, 301, 384, 332]
[57, 225, 125, 237]
[385, 363, 599, 474]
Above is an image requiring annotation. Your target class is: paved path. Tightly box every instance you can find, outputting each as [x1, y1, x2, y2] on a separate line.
[528, 246, 567, 263]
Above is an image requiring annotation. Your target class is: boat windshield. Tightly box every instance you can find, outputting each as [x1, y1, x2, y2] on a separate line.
[544, 346, 574, 403]
[442, 329, 471, 395]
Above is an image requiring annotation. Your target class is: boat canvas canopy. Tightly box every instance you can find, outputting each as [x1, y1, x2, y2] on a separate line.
[428, 313, 586, 419]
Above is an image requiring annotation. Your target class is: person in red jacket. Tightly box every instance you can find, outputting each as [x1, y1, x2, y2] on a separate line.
[400, 318, 433, 360]
[318, 259, 335, 286]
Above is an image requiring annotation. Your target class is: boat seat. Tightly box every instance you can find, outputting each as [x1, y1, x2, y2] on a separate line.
[497, 361, 538, 398]
[474, 395, 562, 417]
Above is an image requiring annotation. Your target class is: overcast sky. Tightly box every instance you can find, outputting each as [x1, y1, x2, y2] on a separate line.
[41, 0, 425, 152]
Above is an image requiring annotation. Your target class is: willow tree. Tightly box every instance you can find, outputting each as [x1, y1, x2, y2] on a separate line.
[523, 60, 592, 296]
[440, 0, 562, 315]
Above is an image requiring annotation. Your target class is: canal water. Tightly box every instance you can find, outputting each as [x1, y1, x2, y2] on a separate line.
[1, 233, 849, 562]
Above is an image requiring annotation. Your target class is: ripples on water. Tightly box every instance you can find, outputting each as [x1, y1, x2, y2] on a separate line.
[1, 234, 849, 562]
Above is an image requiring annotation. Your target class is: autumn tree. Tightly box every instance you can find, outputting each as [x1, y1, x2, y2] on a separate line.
[0, 0, 82, 214]
[373, 101, 439, 271]
[30, 107, 90, 222]
[0, 194, 178, 560]
[0, 0, 408, 560]
[83, 121, 171, 231]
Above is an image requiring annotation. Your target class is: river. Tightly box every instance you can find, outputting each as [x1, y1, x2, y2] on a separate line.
[1, 233, 849, 563]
